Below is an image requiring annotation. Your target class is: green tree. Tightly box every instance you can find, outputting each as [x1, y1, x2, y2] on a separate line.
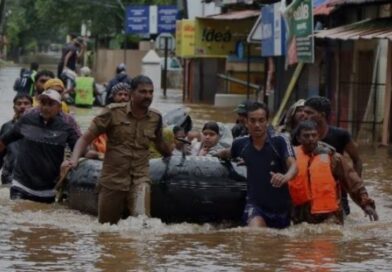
[5, 0, 176, 55]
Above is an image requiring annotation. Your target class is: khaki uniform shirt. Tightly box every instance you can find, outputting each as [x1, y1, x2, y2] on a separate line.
[88, 102, 162, 191]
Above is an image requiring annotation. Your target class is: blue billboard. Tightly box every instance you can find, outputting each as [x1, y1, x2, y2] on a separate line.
[125, 5, 178, 35]
[157, 6, 178, 33]
[261, 3, 286, 57]
[125, 6, 149, 34]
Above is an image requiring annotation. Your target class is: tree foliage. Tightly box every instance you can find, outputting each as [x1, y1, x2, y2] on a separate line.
[5, 0, 176, 53]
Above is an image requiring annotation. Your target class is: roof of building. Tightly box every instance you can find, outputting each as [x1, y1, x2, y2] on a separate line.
[204, 10, 260, 20]
[314, 17, 392, 40]
[327, 0, 390, 6]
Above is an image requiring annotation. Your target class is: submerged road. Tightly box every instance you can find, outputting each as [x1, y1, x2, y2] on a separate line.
[1, 65, 392, 271]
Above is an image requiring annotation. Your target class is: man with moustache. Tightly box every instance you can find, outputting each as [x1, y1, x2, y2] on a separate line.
[0, 90, 79, 203]
[303, 96, 362, 216]
[62, 75, 172, 224]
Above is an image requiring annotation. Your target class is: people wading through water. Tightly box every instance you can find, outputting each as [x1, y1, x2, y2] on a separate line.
[0, 94, 33, 184]
[302, 96, 363, 216]
[218, 102, 297, 229]
[62, 75, 171, 225]
[289, 120, 378, 224]
[0, 90, 79, 203]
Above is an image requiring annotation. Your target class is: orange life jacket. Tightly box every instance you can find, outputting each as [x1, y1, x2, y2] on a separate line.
[289, 146, 339, 214]
[92, 134, 108, 154]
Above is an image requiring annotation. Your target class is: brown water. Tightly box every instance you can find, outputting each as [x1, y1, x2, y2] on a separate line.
[1, 66, 392, 271]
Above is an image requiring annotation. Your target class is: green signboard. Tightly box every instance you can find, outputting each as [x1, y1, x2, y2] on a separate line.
[284, 0, 314, 64]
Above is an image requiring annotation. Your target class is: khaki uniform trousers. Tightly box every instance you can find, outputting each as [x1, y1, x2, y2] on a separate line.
[98, 182, 151, 225]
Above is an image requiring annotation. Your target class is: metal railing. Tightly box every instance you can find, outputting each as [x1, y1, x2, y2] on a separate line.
[337, 81, 385, 141]
[216, 73, 263, 100]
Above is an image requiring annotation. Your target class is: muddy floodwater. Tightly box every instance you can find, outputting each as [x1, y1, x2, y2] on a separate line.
[1, 66, 392, 271]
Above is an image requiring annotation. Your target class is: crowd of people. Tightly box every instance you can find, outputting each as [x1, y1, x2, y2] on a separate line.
[0, 55, 379, 228]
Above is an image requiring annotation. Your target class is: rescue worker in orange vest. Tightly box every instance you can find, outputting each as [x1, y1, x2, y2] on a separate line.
[289, 120, 378, 224]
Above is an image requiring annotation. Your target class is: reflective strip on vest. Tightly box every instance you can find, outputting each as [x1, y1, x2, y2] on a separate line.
[289, 146, 339, 214]
[75, 77, 94, 106]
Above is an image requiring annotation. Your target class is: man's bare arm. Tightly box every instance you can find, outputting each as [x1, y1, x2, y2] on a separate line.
[271, 157, 298, 187]
[345, 140, 363, 176]
[61, 130, 96, 170]
[154, 137, 172, 158]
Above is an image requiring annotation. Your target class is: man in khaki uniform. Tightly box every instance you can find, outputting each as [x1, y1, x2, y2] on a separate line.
[62, 75, 171, 224]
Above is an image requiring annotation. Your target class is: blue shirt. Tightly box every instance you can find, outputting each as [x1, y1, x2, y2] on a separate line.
[231, 134, 295, 214]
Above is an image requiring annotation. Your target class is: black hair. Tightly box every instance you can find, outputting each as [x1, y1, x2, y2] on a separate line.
[13, 93, 33, 105]
[304, 96, 331, 120]
[202, 121, 219, 135]
[173, 126, 185, 135]
[293, 120, 318, 140]
[70, 33, 78, 39]
[130, 75, 153, 91]
[116, 66, 126, 74]
[30, 62, 39, 71]
[19, 68, 26, 77]
[34, 70, 55, 82]
[247, 101, 270, 119]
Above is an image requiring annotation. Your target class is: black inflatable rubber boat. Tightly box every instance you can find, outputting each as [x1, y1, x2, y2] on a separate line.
[66, 156, 247, 223]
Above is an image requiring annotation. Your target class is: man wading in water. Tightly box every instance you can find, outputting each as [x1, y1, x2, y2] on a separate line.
[0, 90, 79, 203]
[289, 120, 378, 224]
[218, 102, 297, 229]
[0, 94, 33, 184]
[62, 75, 171, 224]
[302, 96, 363, 216]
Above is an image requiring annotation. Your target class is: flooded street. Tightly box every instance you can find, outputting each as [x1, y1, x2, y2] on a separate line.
[1, 66, 392, 271]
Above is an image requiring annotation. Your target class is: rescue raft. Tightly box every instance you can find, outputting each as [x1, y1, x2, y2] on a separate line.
[66, 156, 247, 223]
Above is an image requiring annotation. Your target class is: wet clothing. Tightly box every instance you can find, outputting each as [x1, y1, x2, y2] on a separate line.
[289, 146, 339, 214]
[10, 186, 55, 203]
[322, 126, 353, 215]
[243, 203, 291, 229]
[105, 73, 132, 105]
[231, 133, 295, 228]
[88, 102, 163, 223]
[0, 119, 18, 184]
[57, 42, 79, 76]
[291, 143, 373, 225]
[88, 102, 163, 192]
[97, 183, 150, 224]
[0, 111, 79, 201]
[28, 107, 81, 137]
